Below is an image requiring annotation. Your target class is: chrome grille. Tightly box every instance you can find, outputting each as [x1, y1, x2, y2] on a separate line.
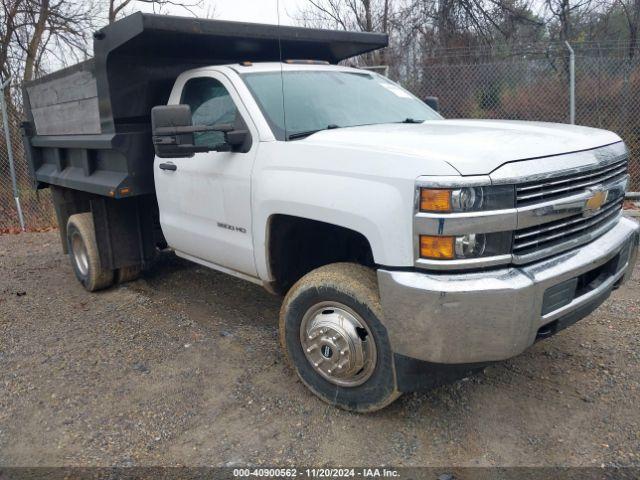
[516, 157, 628, 206]
[513, 198, 623, 256]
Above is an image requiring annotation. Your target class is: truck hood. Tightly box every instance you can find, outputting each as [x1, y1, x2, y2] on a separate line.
[306, 119, 622, 175]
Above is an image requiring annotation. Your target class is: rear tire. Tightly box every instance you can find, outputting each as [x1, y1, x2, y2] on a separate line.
[279, 263, 401, 412]
[115, 265, 142, 284]
[66, 213, 114, 292]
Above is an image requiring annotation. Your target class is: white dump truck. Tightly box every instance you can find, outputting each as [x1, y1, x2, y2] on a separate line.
[22, 13, 639, 411]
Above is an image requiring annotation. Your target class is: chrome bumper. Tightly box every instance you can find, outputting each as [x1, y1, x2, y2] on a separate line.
[378, 217, 639, 364]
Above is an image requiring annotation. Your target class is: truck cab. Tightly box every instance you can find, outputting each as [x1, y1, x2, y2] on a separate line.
[153, 62, 446, 288]
[22, 13, 639, 411]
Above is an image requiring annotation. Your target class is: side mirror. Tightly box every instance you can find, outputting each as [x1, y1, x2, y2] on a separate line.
[151, 104, 251, 157]
[424, 96, 440, 113]
[152, 104, 204, 158]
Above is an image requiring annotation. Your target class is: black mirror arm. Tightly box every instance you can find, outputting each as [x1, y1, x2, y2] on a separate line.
[154, 143, 211, 154]
[154, 123, 234, 136]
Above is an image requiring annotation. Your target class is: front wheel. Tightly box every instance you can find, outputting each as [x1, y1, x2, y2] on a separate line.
[279, 263, 401, 412]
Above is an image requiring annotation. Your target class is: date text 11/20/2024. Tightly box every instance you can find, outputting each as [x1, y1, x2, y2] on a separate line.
[232, 468, 401, 478]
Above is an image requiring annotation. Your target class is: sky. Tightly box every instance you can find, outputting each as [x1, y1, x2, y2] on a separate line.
[135, 0, 308, 26]
[213, 0, 306, 25]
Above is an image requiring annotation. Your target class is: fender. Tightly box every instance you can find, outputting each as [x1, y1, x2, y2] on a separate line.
[251, 141, 460, 282]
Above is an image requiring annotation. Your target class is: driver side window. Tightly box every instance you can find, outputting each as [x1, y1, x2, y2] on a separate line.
[180, 77, 238, 148]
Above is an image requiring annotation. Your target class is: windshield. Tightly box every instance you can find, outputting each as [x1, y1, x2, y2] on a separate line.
[241, 70, 442, 140]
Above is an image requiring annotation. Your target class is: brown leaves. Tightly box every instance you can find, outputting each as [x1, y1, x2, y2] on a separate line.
[0, 226, 57, 235]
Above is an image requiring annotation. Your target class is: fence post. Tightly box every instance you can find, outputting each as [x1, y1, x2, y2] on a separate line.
[564, 41, 575, 125]
[0, 77, 26, 231]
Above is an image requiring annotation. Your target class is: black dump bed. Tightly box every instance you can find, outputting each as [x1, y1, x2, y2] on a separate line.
[22, 12, 387, 198]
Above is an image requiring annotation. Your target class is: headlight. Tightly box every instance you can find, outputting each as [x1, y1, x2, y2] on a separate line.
[419, 185, 515, 213]
[419, 232, 512, 260]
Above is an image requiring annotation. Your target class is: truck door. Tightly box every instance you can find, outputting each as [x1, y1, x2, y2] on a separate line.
[154, 72, 258, 277]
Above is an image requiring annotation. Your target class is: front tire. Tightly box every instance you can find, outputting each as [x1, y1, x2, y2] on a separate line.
[280, 263, 401, 412]
[66, 213, 114, 292]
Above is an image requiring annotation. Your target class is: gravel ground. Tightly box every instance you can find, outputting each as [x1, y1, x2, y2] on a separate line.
[1, 230, 639, 467]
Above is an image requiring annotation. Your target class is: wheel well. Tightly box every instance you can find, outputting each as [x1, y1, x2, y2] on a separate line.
[49, 185, 164, 270]
[50, 186, 92, 254]
[268, 215, 375, 294]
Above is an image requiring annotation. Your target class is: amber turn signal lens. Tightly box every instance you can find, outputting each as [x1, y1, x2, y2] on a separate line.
[419, 235, 455, 259]
[420, 188, 452, 212]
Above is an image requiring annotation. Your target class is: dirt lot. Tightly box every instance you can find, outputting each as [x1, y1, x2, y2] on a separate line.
[1, 230, 639, 467]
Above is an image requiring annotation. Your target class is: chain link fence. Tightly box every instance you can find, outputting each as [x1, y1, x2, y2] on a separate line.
[0, 91, 56, 234]
[395, 42, 640, 191]
[1, 42, 639, 232]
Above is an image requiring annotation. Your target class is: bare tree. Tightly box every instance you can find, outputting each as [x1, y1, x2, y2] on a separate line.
[0, 0, 97, 110]
[20, 0, 97, 82]
[296, 0, 395, 65]
[616, 0, 640, 59]
[0, 0, 26, 81]
[297, 0, 393, 32]
[298, 0, 543, 53]
[108, 0, 204, 23]
[22, 0, 49, 82]
[544, 0, 596, 42]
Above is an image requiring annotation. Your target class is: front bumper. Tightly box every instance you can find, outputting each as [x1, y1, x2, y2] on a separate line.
[378, 217, 639, 365]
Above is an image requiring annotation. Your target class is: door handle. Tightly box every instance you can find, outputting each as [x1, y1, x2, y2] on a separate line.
[159, 162, 177, 171]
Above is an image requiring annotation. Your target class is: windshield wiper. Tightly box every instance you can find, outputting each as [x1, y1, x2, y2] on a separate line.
[400, 118, 424, 124]
[287, 124, 340, 140]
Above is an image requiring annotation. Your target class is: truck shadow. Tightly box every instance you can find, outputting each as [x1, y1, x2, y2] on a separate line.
[136, 252, 497, 400]
[133, 249, 617, 423]
[138, 250, 282, 331]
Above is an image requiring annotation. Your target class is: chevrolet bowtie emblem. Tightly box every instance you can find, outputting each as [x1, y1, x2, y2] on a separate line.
[585, 187, 607, 212]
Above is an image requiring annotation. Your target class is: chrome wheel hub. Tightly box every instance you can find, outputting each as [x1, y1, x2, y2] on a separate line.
[71, 232, 89, 276]
[300, 302, 377, 387]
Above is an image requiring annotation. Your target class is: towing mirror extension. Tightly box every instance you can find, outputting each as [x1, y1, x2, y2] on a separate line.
[151, 104, 250, 158]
